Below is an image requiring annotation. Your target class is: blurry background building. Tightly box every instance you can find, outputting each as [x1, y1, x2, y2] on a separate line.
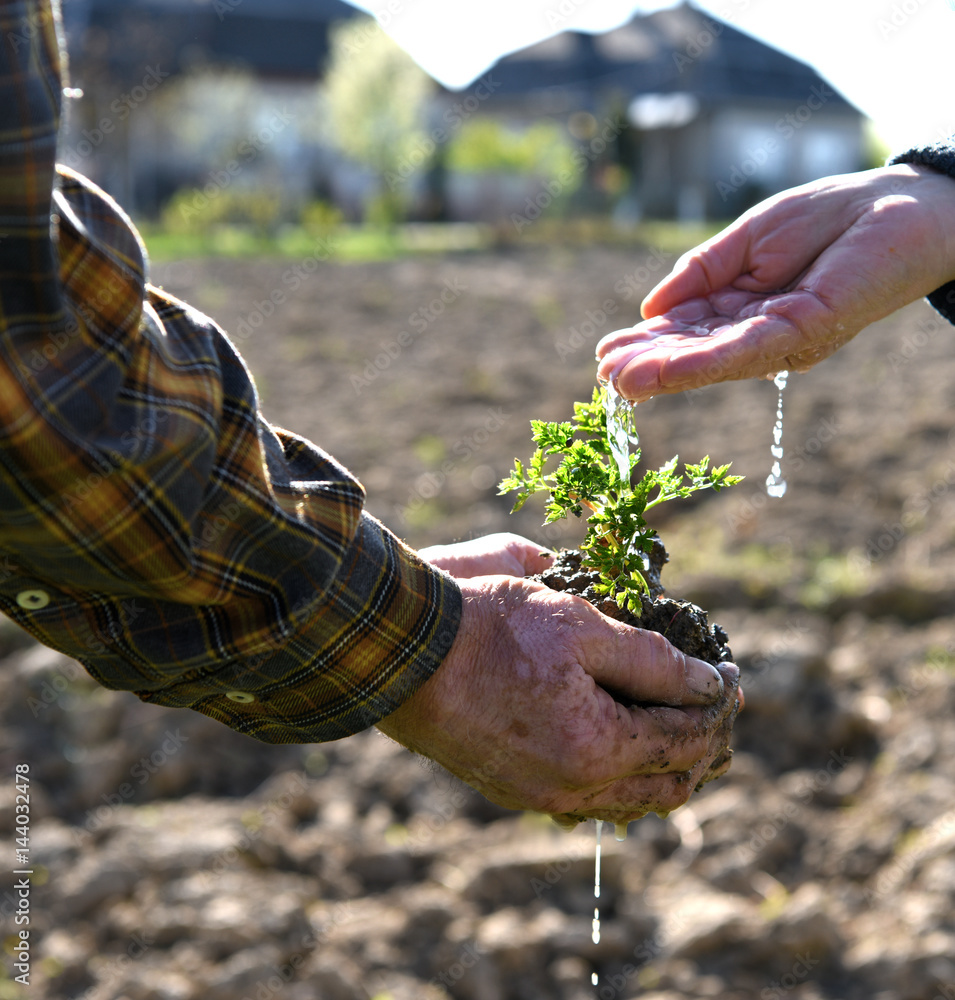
[59, 0, 866, 224]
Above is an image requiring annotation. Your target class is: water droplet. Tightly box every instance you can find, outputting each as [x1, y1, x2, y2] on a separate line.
[614, 822, 628, 842]
[592, 972, 599, 986]
[765, 370, 789, 498]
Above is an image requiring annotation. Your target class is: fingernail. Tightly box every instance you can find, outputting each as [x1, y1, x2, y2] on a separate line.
[551, 815, 580, 831]
[717, 661, 740, 686]
[685, 657, 723, 697]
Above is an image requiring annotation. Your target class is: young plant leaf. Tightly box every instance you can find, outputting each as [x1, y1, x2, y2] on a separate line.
[499, 387, 743, 611]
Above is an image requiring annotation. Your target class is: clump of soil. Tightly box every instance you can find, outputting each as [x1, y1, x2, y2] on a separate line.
[537, 536, 739, 789]
[536, 537, 734, 666]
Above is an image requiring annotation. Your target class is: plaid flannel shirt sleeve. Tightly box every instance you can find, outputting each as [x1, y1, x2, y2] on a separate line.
[0, 0, 461, 743]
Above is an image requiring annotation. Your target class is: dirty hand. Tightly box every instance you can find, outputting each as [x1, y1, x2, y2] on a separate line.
[421, 531, 554, 579]
[377, 574, 740, 824]
[596, 164, 955, 401]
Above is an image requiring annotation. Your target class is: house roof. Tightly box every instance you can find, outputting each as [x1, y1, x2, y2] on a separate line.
[492, 3, 854, 111]
[64, 0, 358, 80]
[66, 0, 353, 19]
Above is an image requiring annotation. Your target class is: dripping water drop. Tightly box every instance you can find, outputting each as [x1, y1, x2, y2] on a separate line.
[765, 370, 789, 498]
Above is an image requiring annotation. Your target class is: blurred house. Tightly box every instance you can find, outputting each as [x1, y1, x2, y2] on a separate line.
[61, 0, 865, 221]
[60, 0, 357, 213]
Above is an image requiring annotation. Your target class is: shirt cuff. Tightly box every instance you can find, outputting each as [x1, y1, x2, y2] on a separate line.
[889, 140, 955, 324]
[139, 511, 463, 744]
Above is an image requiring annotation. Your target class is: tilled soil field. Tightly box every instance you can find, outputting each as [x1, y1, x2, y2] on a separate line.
[2, 242, 954, 1000]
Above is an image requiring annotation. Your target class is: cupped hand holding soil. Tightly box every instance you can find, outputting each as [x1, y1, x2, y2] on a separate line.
[378, 535, 740, 825]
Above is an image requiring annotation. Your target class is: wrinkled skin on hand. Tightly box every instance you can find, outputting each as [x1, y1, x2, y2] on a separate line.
[596, 165, 955, 401]
[379, 535, 741, 826]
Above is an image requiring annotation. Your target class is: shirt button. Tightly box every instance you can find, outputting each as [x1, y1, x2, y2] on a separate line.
[225, 691, 256, 704]
[16, 589, 51, 610]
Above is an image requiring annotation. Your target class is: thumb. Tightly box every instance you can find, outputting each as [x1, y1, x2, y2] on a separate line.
[477, 532, 555, 575]
[508, 538, 556, 576]
[588, 624, 736, 706]
[641, 232, 747, 319]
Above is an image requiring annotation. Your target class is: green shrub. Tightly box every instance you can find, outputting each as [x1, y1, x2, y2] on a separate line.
[447, 118, 577, 177]
[300, 200, 345, 235]
[161, 187, 282, 236]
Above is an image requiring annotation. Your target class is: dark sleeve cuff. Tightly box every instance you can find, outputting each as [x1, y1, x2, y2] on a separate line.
[889, 140, 955, 324]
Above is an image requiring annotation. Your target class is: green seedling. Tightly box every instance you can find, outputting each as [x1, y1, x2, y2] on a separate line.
[499, 387, 743, 614]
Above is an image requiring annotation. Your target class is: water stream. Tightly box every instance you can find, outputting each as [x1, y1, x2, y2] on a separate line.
[590, 818, 629, 989]
[604, 382, 638, 482]
[591, 369, 762, 992]
[765, 370, 789, 498]
[592, 820, 602, 946]
[592, 388, 638, 989]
